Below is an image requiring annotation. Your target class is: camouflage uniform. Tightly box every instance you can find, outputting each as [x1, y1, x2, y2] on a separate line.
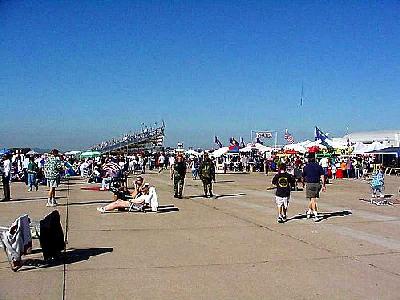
[173, 160, 186, 198]
[199, 158, 216, 197]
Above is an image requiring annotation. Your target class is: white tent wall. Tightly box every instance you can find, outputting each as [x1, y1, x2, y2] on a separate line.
[344, 130, 400, 147]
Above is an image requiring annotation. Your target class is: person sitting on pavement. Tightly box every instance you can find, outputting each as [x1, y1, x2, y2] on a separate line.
[109, 175, 145, 201]
[99, 159, 121, 190]
[97, 176, 158, 213]
[88, 166, 102, 183]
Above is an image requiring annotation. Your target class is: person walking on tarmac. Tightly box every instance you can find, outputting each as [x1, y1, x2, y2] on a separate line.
[1, 153, 12, 202]
[302, 153, 326, 222]
[44, 149, 64, 207]
[172, 154, 186, 199]
[199, 152, 216, 198]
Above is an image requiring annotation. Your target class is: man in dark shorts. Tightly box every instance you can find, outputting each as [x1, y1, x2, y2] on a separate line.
[302, 153, 326, 221]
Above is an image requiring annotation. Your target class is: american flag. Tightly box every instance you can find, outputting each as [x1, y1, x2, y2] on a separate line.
[284, 129, 295, 144]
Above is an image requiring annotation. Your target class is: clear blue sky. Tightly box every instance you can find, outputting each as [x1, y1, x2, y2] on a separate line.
[1, 1, 399, 150]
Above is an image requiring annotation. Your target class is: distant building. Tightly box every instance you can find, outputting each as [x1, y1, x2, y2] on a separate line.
[343, 130, 400, 147]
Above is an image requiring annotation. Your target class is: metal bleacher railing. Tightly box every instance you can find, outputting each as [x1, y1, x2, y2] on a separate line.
[91, 124, 165, 153]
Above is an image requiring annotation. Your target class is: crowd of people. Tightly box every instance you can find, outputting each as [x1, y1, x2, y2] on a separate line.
[218, 151, 380, 181]
[0, 149, 66, 206]
[0, 147, 391, 220]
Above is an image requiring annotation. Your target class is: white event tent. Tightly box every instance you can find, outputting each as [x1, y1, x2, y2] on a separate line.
[352, 141, 388, 154]
[211, 147, 230, 158]
[239, 143, 273, 153]
[185, 149, 201, 156]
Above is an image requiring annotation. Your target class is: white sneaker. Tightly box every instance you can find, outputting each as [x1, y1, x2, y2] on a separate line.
[306, 211, 312, 219]
[97, 207, 106, 213]
[314, 214, 321, 222]
[51, 198, 58, 206]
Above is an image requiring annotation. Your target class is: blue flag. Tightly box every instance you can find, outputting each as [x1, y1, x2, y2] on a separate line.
[214, 136, 223, 148]
[240, 137, 245, 148]
[314, 126, 333, 149]
[315, 126, 329, 142]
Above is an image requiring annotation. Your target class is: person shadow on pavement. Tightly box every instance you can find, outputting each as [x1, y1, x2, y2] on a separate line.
[20, 247, 113, 271]
[286, 210, 352, 222]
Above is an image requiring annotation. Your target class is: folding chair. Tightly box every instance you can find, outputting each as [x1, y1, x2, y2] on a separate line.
[0, 219, 40, 271]
[128, 201, 146, 212]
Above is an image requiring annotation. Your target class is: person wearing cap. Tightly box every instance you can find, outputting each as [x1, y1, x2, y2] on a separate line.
[302, 153, 326, 221]
[172, 154, 186, 199]
[44, 149, 64, 207]
[199, 152, 216, 198]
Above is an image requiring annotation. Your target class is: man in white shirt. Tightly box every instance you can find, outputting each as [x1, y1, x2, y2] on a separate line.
[2, 154, 12, 201]
[158, 153, 165, 173]
[319, 156, 329, 177]
[168, 155, 175, 179]
[79, 160, 89, 178]
[22, 155, 30, 185]
[137, 155, 144, 173]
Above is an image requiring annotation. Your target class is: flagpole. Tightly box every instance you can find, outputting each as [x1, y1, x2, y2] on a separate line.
[299, 82, 304, 144]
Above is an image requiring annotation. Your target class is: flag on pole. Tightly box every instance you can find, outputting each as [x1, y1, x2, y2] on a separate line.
[229, 137, 239, 146]
[214, 136, 223, 148]
[240, 137, 245, 148]
[255, 137, 263, 145]
[314, 126, 329, 142]
[314, 126, 333, 149]
[284, 129, 295, 144]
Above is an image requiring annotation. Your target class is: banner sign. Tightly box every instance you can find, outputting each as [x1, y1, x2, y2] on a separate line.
[255, 131, 273, 139]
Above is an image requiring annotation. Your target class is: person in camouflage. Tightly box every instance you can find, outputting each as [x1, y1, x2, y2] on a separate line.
[199, 152, 216, 198]
[172, 154, 186, 199]
[44, 149, 64, 207]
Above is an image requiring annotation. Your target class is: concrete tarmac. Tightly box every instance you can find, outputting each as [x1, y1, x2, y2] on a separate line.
[1, 172, 400, 299]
